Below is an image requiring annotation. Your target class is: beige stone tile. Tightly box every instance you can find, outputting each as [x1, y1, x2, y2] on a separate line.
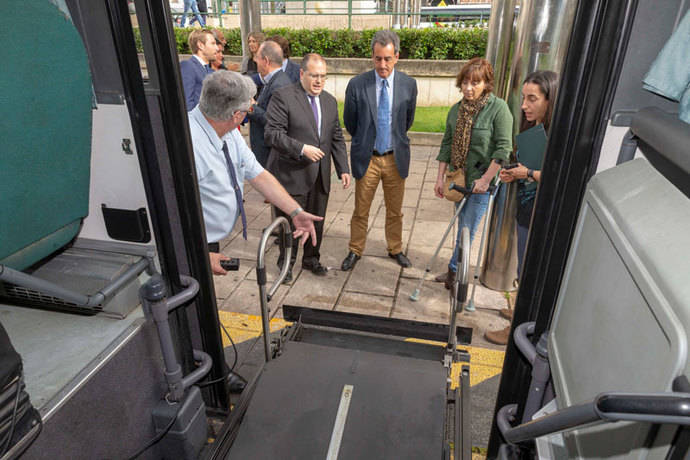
[221, 229, 269, 261]
[409, 160, 428, 174]
[318, 236, 350, 269]
[218, 279, 268, 315]
[468, 282, 509, 312]
[335, 292, 392, 317]
[361, 227, 411, 257]
[212, 262, 254, 301]
[417, 198, 452, 215]
[281, 268, 348, 311]
[344, 255, 401, 297]
[416, 201, 454, 223]
[410, 220, 456, 249]
[402, 190, 419, 208]
[410, 147, 434, 161]
[325, 211, 351, 239]
[393, 278, 451, 324]
[247, 211, 273, 231]
[401, 246, 454, 280]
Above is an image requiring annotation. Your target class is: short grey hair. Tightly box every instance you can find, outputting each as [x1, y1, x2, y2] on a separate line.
[259, 41, 283, 67]
[199, 71, 256, 121]
[371, 30, 400, 54]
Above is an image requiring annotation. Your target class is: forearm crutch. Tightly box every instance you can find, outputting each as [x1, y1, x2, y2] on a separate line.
[409, 184, 474, 302]
[464, 180, 502, 312]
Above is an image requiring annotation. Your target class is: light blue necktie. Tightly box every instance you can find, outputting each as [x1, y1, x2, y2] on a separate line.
[375, 79, 390, 153]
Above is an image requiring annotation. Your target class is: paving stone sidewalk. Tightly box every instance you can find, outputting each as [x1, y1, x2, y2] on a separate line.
[213, 144, 513, 349]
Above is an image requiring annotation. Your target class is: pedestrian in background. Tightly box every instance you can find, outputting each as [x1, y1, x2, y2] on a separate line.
[180, 0, 205, 27]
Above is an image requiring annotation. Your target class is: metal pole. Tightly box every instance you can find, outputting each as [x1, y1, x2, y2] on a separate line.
[240, 0, 262, 62]
[485, 0, 517, 99]
[348, 0, 352, 30]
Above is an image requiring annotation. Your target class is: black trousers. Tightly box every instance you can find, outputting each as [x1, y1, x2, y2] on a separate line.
[274, 172, 328, 269]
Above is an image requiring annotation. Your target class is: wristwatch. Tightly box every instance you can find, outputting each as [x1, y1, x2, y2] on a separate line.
[527, 169, 535, 181]
[290, 206, 303, 218]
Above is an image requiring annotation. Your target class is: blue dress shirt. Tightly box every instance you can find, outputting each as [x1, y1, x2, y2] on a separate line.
[189, 107, 264, 242]
[375, 70, 394, 151]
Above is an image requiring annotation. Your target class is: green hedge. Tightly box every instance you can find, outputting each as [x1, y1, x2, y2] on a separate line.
[134, 27, 487, 60]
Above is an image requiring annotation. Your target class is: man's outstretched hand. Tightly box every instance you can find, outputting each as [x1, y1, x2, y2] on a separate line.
[291, 210, 324, 247]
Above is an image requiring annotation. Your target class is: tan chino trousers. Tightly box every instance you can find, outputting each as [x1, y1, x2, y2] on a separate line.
[349, 154, 405, 256]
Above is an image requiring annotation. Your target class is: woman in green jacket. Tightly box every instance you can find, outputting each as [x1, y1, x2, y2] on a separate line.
[433, 58, 513, 289]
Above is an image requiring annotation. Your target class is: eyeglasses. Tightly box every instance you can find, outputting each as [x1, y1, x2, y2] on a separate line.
[307, 73, 328, 81]
[235, 105, 253, 115]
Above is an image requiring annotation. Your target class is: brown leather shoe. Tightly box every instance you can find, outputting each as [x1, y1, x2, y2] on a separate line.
[434, 271, 447, 283]
[444, 269, 456, 290]
[485, 326, 511, 345]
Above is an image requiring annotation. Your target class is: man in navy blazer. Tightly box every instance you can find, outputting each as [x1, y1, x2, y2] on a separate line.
[246, 40, 292, 167]
[341, 30, 418, 271]
[180, 29, 217, 111]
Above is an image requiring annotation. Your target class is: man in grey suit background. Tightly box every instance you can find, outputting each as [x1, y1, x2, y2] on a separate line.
[266, 53, 351, 281]
[246, 40, 292, 167]
[340, 30, 418, 271]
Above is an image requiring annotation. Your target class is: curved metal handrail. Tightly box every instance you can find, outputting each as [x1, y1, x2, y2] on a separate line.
[448, 226, 470, 350]
[256, 217, 293, 361]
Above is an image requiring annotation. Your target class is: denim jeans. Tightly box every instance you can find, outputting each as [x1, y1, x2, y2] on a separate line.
[449, 192, 490, 272]
[180, 0, 204, 27]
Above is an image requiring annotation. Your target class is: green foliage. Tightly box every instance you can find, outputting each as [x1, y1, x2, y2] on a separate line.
[338, 102, 448, 133]
[145, 27, 486, 60]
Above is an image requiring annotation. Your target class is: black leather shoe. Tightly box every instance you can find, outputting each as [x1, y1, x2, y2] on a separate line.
[226, 372, 247, 393]
[389, 252, 412, 268]
[341, 252, 360, 271]
[304, 263, 328, 276]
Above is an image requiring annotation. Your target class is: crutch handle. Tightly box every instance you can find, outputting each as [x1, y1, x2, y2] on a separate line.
[449, 182, 496, 195]
[448, 182, 473, 195]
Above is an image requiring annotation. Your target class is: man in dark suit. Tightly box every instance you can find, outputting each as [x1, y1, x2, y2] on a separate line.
[340, 30, 418, 271]
[266, 53, 351, 280]
[269, 35, 301, 83]
[180, 29, 217, 110]
[246, 41, 292, 167]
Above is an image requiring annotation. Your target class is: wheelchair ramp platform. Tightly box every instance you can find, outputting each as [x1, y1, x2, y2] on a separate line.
[226, 340, 446, 460]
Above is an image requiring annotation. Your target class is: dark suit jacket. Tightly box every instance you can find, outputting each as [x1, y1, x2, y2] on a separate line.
[283, 59, 301, 83]
[246, 69, 292, 166]
[265, 83, 350, 196]
[180, 56, 210, 111]
[343, 69, 417, 179]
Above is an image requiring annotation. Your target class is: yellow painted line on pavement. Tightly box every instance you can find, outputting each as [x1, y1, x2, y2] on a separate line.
[406, 338, 504, 388]
[218, 311, 504, 387]
[217, 310, 290, 345]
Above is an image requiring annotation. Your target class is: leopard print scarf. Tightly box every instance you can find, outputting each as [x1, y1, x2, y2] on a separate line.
[450, 92, 490, 170]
